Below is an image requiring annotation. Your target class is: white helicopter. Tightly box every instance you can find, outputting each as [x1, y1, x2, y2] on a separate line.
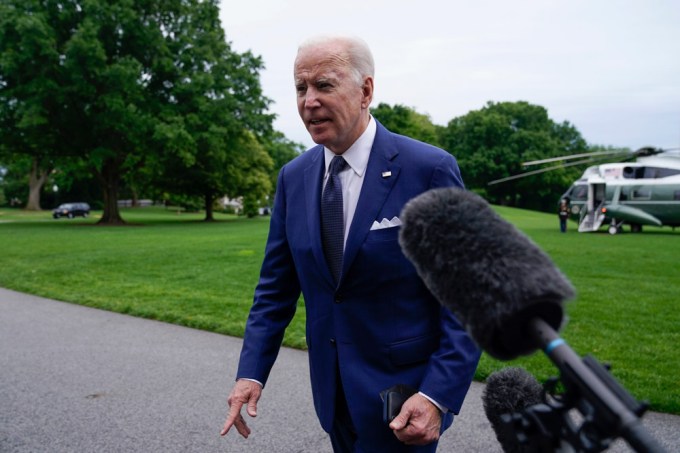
[491, 147, 680, 234]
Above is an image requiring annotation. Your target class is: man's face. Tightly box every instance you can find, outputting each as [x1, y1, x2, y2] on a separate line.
[294, 43, 373, 154]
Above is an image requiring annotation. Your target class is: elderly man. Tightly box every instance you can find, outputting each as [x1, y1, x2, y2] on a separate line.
[221, 35, 480, 452]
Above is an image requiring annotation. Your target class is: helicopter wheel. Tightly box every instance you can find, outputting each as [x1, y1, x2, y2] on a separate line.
[608, 225, 619, 235]
[630, 224, 643, 233]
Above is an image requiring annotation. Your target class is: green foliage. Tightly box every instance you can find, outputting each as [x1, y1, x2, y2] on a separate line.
[0, 167, 6, 206]
[150, 1, 275, 221]
[440, 101, 587, 211]
[227, 133, 273, 201]
[0, 206, 678, 414]
[371, 103, 440, 146]
[241, 193, 260, 218]
[369, 101, 592, 212]
[164, 193, 204, 213]
[0, 156, 30, 205]
[0, 0, 274, 224]
[261, 131, 304, 199]
[0, 1, 70, 209]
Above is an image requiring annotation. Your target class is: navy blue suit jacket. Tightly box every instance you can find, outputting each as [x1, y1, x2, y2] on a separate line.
[237, 121, 480, 448]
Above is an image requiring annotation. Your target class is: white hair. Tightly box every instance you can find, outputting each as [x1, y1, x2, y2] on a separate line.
[297, 34, 375, 86]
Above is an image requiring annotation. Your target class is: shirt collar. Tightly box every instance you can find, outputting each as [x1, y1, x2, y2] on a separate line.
[324, 116, 376, 178]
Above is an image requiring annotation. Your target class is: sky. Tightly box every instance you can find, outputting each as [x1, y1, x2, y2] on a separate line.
[218, 0, 680, 152]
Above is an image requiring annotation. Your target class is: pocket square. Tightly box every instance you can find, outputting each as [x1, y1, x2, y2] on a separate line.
[370, 216, 402, 230]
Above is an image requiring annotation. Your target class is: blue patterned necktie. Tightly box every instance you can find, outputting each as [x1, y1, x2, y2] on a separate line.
[321, 155, 348, 283]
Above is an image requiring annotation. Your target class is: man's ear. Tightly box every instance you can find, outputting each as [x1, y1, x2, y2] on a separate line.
[361, 76, 374, 109]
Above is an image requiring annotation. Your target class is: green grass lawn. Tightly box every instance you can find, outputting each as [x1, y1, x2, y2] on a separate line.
[1, 205, 678, 414]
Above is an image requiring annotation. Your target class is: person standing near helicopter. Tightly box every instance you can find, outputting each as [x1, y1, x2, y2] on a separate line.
[558, 198, 570, 232]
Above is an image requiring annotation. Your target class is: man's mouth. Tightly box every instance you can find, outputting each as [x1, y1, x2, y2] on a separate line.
[309, 119, 328, 126]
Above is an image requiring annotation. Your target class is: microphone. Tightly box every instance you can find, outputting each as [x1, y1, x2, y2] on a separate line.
[400, 188, 667, 452]
[482, 367, 544, 453]
[399, 187, 575, 360]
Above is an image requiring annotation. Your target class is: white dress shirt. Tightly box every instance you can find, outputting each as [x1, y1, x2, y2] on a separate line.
[322, 116, 376, 247]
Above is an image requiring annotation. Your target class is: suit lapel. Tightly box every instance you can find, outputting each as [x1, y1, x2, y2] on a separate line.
[341, 123, 400, 283]
[304, 146, 336, 285]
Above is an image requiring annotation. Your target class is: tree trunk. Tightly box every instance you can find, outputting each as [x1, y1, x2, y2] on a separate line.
[204, 193, 214, 222]
[131, 185, 139, 207]
[25, 157, 51, 211]
[96, 158, 126, 225]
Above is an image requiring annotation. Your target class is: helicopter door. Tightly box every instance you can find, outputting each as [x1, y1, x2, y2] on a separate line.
[591, 183, 606, 210]
[578, 182, 607, 232]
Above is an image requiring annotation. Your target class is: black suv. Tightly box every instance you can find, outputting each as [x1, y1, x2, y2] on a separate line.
[53, 203, 91, 219]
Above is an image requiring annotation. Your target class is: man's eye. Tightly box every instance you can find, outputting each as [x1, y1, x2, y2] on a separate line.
[296, 85, 307, 95]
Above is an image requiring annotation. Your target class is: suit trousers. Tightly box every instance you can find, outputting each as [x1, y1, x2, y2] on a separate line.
[330, 375, 357, 453]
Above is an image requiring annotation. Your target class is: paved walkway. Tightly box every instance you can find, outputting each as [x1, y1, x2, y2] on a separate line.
[1, 288, 678, 452]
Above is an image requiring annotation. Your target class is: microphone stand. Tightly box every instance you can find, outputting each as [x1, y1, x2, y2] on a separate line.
[497, 318, 666, 453]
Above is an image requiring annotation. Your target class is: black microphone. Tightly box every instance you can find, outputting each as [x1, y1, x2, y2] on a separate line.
[482, 367, 544, 453]
[399, 187, 575, 360]
[400, 188, 667, 453]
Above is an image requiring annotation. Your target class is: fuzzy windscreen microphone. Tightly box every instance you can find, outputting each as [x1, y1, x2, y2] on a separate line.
[399, 188, 575, 360]
[482, 367, 544, 453]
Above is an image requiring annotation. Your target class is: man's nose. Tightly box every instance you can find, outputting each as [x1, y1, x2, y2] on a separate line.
[302, 89, 321, 108]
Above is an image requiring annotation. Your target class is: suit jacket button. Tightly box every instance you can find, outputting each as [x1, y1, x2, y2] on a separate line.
[330, 338, 336, 345]
[334, 296, 341, 304]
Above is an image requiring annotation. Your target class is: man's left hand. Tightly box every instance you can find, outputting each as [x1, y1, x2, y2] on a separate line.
[388, 393, 441, 445]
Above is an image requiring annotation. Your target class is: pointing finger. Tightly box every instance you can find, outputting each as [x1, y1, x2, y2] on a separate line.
[220, 399, 245, 436]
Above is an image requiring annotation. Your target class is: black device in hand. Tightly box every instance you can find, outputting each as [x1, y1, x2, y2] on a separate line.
[380, 384, 417, 424]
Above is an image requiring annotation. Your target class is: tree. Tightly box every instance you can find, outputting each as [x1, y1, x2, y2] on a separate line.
[261, 131, 304, 201]
[0, 2, 69, 210]
[0, 156, 29, 207]
[439, 101, 587, 211]
[0, 166, 6, 206]
[0, 0, 161, 221]
[155, 129, 273, 221]
[149, 1, 275, 221]
[1, 0, 274, 224]
[228, 132, 274, 218]
[370, 103, 440, 146]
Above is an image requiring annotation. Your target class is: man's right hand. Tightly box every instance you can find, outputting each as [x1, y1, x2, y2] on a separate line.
[220, 379, 263, 438]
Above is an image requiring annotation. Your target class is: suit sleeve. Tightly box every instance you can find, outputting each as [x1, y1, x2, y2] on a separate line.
[236, 166, 302, 386]
[430, 152, 465, 191]
[420, 152, 481, 414]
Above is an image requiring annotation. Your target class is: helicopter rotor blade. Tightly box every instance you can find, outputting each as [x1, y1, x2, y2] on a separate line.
[523, 146, 677, 167]
[489, 146, 678, 186]
[522, 149, 630, 167]
[488, 158, 603, 185]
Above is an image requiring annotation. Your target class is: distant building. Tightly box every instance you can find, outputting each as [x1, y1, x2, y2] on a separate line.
[117, 199, 155, 207]
[220, 196, 242, 214]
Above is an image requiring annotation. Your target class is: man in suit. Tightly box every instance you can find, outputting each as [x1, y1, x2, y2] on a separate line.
[221, 35, 481, 452]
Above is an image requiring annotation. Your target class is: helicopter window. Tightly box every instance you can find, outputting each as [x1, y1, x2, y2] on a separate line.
[631, 188, 651, 199]
[624, 166, 680, 179]
[646, 167, 680, 178]
[643, 167, 660, 178]
[623, 167, 636, 179]
[569, 185, 588, 200]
